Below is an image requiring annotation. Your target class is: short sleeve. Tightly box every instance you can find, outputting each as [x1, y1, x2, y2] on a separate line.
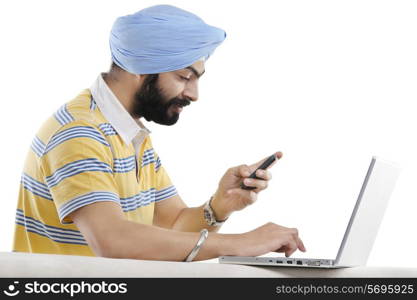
[40, 120, 120, 224]
[153, 150, 178, 203]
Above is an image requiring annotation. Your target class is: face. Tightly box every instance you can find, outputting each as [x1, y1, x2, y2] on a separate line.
[133, 61, 205, 125]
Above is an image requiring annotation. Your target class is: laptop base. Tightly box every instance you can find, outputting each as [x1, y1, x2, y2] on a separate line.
[219, 256, 347, 269]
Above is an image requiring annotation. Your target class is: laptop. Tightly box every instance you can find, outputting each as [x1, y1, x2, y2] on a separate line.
[219, 156, 401, 268]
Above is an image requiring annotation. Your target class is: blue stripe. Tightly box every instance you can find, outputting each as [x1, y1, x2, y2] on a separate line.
[31, 136, 46, 157]
[119, 186, 177, 212]
[120, 189, 156, 212]
[61, 104, 73, 123]
[98, 123, 118, 136]
[16, 209, 82, 234]
[54, 104, 74, 125]
[155, 186, 177, 202]
[20, 173, 53, 201]
[16, 210, 84, 238]
[45, 126, 109, 154]
[45, 158, 113, 188]
[15, 210, 87, 245]
[113, 156, 136, 173]
[59, 191, 120, 221]
[16, 222, 87, 246]
[90, 97, 97, 111]
[141, 149, 155, 167]
[143, 149, 154, 158]
[155, 156, 162, 172]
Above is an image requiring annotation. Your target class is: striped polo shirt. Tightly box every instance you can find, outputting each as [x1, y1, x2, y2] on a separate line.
[13, 74, 178, 256]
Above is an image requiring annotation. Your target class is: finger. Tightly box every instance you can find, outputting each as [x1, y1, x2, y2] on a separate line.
[236, 165, 251, 178]
[288, 228, 306, 252]
[276, 239, 296, 257]
[243, 178, 268, 191]
[284, 240, 298, 257]
[255, 169, 272, 181]
[275, 247, 287, 253]
[249, 151, 283, 172]
[277, 238, 306, 255]
[276, 244, 292, 253]
[297, 237, 307, 252]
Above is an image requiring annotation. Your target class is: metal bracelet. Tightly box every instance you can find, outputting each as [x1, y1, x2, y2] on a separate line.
[184, 229, 209, 262]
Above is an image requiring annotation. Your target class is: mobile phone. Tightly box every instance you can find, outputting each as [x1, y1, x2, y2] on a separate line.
[240, 154, 277, 190]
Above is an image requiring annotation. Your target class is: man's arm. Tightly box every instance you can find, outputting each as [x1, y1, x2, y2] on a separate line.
[153, 194, 228, 233]
[70, 201, 306, 261]
[154, 153, 283, 233]
[70, 201, 232, 261]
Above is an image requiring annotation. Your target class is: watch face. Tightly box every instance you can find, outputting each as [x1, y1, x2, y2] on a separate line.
[204, 201, 224, 226]
[203, 205, 215, 226]
[204, 209, 210, 220]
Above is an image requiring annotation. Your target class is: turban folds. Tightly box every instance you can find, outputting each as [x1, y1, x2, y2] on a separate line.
[109, 5, 226, 74]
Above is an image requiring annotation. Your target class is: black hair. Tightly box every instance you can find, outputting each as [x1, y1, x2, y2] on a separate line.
[110, 61, 124, 73]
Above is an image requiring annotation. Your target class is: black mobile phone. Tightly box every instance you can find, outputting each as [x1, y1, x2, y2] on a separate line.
[240, 154, 277, 190]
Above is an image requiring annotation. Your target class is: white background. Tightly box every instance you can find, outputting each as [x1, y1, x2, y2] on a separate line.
[0, 0, 416, 267]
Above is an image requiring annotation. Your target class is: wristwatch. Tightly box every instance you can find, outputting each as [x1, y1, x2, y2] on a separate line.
[203, 196, 227, 227]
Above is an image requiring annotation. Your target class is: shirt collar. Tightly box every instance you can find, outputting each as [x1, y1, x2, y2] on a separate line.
[89, 73, 151, 146]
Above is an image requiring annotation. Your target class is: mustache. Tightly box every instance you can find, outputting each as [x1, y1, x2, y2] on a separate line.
[170, 97, 191, 108]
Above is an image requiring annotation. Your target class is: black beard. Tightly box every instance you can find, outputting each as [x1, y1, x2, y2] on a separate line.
[132, 74, 190, 125]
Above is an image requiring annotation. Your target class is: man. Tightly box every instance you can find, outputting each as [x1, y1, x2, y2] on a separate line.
[13, 5, 306, 261]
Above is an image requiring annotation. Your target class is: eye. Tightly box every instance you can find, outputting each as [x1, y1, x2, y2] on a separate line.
[179, 76, 190, 82]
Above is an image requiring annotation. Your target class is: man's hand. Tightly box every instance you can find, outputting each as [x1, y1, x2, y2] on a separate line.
[234, 222, 306, 257]
[211, 151, 283, 220]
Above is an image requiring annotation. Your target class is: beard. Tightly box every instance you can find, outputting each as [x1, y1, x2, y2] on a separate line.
[132, 74, 190, 125]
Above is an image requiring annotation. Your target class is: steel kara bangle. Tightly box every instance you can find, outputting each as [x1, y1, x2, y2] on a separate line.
[184, 229, 209, 262]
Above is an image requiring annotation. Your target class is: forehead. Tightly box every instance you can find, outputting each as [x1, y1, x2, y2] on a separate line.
[177, 60, 205, 75]
[190, 60, 205, 73]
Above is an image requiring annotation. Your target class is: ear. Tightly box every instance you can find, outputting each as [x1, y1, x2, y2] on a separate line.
[133, 73, 145, 85]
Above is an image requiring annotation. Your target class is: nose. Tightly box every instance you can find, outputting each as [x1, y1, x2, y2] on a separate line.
[182, 82, 199, 102]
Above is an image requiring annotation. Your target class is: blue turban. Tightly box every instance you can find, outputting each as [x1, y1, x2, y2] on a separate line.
[109, 5, 226, 74]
